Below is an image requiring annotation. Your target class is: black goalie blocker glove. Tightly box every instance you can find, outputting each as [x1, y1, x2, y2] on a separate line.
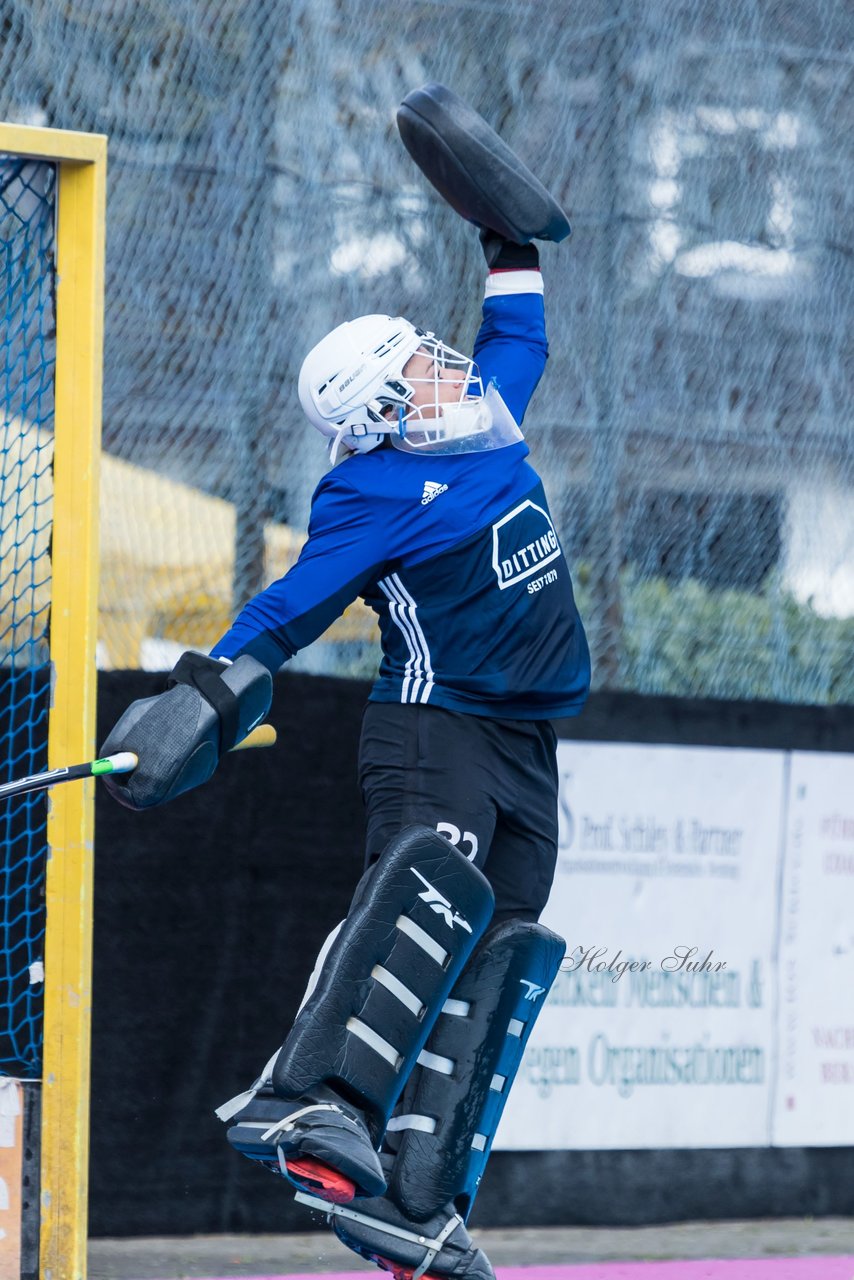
[99, 653, 272, 811]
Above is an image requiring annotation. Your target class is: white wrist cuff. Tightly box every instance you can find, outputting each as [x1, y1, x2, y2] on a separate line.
[484, 269, 544, 298]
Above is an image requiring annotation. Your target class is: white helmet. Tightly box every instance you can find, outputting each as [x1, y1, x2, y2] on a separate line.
[298, 314, 522, 462]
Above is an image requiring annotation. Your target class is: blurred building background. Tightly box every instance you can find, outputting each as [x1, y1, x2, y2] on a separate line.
[1, 0, 851, 701]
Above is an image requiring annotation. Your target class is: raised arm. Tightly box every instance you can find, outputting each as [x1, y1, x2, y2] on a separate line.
[473, 248, 547, 427]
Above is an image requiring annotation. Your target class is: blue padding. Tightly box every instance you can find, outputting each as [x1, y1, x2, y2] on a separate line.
[387, 918, 565, 1222]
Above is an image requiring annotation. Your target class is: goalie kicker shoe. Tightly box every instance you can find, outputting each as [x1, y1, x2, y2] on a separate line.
[315, 1165, 495, 1280]
[224, 1081, 385, 1202]
[294, 1157, 494, 1280]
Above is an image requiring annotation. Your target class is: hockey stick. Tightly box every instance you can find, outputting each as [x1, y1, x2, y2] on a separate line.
[0, 722, 278, 802]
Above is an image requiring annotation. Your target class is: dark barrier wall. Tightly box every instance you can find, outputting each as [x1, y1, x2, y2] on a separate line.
[90, 672, 854, 1236]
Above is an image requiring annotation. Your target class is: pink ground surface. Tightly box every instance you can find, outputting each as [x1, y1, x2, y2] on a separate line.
[192, 1260, 854, 1280]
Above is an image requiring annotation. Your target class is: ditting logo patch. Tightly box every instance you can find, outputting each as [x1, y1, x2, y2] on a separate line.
[492, 499, 561, 589]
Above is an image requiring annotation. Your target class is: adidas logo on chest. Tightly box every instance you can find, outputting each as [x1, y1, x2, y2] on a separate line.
[420, 480, 449, 506]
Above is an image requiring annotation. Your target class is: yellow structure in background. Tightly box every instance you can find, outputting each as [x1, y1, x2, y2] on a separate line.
[3, 434, 377, 673]
[99, 456, 378, 669]
[0, 122, 106, 1280]
[0, 116, 373, 1278]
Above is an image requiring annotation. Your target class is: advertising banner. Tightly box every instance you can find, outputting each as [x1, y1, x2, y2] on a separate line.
[0, 1079, 23, 1280]
[774, 751, 854, 1145]
[495, 742, 786, 1150]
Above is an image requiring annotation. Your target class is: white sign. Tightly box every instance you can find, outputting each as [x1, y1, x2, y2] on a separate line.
[0, 1080, 23, 1278]
[774, 751, 854, 1144]
[495, 741, 786, 1150]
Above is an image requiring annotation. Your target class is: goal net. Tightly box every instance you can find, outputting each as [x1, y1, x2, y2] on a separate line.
[0, 123, 105, 1280]
[0, 156, 53, 1076]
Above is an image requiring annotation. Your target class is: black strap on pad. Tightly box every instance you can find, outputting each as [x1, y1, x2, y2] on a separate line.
[272, 825, 495, 1144]
[387, 918, 566, 1223]
[167, 651, 241, 753]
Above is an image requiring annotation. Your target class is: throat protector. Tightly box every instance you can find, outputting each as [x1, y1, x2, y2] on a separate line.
[392, 384, 523, 456]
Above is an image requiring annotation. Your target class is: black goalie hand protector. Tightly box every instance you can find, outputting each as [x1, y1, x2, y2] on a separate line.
[397, 82, 571, 246]
[99, 653, 272, 811]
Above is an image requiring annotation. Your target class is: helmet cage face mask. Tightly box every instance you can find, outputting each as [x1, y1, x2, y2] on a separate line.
[299, 315, 523, 460]
[384, 335, 483, 432]
[388, 338, 524, 455]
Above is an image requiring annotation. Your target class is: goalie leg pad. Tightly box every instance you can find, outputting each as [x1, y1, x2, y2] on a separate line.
[273, 825, 495, 1139]
[225, 826, 494, 1200]
[387, 919, 566, 1222]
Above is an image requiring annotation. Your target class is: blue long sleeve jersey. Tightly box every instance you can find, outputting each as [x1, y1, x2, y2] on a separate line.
[212, 272, 590, 720]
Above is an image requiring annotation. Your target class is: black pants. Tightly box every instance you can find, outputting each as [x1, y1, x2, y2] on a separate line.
[358, 701, 559, 923]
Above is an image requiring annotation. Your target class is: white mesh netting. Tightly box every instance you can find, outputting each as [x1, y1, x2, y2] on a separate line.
[1, 0, 851, 699]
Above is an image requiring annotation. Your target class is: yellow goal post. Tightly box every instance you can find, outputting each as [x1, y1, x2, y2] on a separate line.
[0, 122, 106, 1280]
